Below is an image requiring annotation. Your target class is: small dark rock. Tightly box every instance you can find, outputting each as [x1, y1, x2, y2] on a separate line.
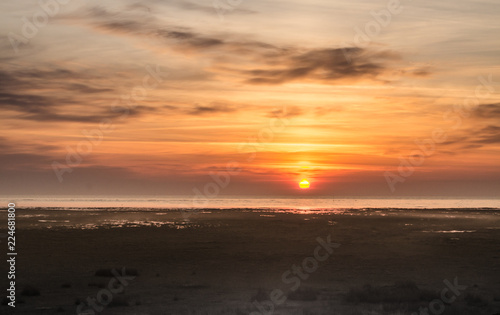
[21, 286, 40, 296]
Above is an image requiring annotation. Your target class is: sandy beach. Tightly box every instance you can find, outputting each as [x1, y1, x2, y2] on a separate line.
[1, 208, 500, 315]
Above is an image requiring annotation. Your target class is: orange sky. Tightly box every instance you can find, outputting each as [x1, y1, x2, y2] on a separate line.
[1, 0, 499, 196]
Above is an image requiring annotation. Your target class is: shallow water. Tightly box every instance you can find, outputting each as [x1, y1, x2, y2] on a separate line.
[3, 207, 500, 230]
[4, 195, 500, 210]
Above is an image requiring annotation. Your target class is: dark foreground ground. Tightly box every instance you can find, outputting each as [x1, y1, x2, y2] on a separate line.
[1, 208, 500, 314]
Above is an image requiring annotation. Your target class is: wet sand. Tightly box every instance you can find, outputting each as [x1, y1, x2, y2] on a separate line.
[1, 208, 500, 314]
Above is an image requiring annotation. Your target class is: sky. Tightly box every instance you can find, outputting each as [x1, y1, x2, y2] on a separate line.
[0, 0, 499, 197]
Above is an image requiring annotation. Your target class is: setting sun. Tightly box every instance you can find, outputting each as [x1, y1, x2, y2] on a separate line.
[299, 179, 310, 189]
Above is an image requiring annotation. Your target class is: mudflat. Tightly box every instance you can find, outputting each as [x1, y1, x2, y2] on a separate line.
[2, 208, 500, 314]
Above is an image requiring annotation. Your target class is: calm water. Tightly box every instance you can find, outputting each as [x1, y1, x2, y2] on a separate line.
[2, 196, 499, 230]
[3, 196, 500, 210]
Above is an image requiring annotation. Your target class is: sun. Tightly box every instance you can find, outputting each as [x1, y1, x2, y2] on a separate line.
[299, 179, 310, 189]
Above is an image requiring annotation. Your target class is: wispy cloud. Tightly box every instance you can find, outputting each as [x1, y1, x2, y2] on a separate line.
[442, 124, 500, 150]
[73, 6, 420, 86]
[0, 68, 158, 123]
[187, 103, 238, 115]
[474, 103, 500, 118]
[242, 48, 400, 85]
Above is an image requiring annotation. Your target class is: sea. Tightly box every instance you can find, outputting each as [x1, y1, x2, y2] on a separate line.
[4, 195, 500, 210]
[2, 196, 499, 230]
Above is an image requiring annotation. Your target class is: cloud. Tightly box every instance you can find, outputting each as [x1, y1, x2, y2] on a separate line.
[0, 68, 159, 123]
[0, 88, 114, 123]
[439, 104, 500, 150]
[155, 29, 225, 49]
[411, 68, 432, 77]
[0, 137, 62, 171]
[187, 103, 238, 115]
[0, 67, 89, 93]
[76, 6, 411, 86]
[0, 70, 91, 120]
[474, 103, 500, 118]
[243, 48, 398, 85]
[0, 137, 12, 151]
[0, 153, 54, 171]
[474, 125, 500, 144]
[19, 109, 143, 123]
[442, 124, 500, 150]
[87, 8, 274, 53]
[0, 92, 53, 113]
[267, 106, 302, 118]
[68, 83, 113, 94]
[175, 0, 256, 15]
[123, 0, 257, 16]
